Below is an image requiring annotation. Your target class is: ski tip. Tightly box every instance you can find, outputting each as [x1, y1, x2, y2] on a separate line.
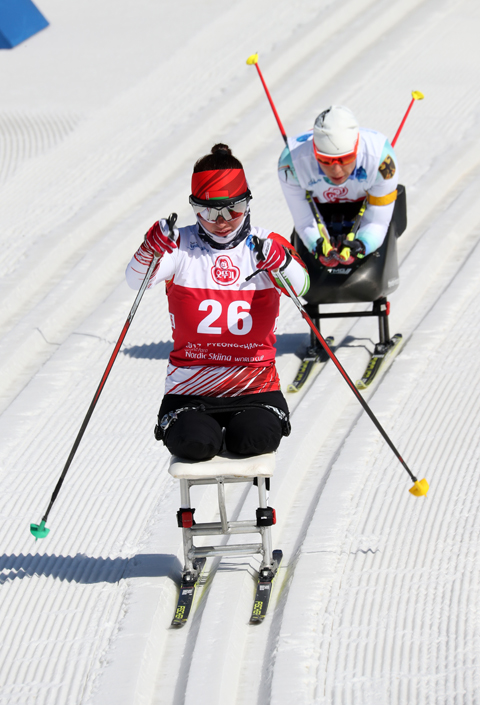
[409, 478, 429, 497]
[246, 53, 259, 65]
[286, 384, 300, 393]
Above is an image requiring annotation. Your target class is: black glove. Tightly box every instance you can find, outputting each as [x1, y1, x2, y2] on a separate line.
[314, 235, 334, 258]
[339, 235, 365, 261]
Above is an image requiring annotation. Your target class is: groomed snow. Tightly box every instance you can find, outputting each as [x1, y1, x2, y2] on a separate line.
[1, 0, 480, 703]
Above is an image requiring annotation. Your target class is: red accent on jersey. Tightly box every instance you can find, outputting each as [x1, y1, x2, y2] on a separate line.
[191, 169, 248, 200]
[211, 255, 240, 286]
[167, 285, 280, 368]
[165, 363, 280, 396]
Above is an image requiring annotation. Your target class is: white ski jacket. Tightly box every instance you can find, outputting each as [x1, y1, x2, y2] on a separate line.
[278, 127, 399, 256]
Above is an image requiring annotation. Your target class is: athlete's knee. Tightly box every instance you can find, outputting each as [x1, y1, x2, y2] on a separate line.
[163, 410, 223, 461]
[225, 408, 284, 456]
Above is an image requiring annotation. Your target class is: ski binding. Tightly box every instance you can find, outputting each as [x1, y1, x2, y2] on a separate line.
[287, 336, 334, 393]
[250, 549, 283, 624]
[171, 558, 206, 628]
[356, 333, 403, 390]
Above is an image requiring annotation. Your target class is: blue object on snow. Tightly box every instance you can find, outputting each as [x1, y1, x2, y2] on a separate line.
[0, 0, 49, 49]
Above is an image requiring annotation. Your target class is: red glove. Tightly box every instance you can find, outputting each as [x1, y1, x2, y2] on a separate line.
[255, 237, 287, 272]
[144, 219, 179, 255]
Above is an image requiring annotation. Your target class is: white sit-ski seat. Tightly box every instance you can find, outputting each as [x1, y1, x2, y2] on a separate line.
[168, 450, 275, 480]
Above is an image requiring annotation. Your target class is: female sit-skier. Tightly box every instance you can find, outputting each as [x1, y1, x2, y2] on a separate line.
[126, 144, 310, 462]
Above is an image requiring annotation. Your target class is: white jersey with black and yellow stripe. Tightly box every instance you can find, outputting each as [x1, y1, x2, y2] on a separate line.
[278, 127, 398, 256]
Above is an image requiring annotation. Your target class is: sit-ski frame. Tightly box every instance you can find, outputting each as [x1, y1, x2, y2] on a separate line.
[169, 453, 282, 625]
[169, 452, 280, 580]
[177, 473, 275, 577]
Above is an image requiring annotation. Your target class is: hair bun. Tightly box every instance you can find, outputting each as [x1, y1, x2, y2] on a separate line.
[193, 144, 243, 173]
[211, 143, 232, 155]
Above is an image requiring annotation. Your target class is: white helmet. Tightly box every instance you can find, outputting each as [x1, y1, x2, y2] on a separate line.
[313, 106, 359, 156]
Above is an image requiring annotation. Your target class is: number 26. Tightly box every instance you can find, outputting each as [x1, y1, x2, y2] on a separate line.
[197, 299, 252, 336]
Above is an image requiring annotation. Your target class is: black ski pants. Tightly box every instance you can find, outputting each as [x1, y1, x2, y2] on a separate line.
[156, 391, 290, 462]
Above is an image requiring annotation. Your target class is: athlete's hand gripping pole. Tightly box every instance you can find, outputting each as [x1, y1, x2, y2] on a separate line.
[275, 266, 429, 497]
[30, 214, 179, 540]
[246, 53, 335, 262]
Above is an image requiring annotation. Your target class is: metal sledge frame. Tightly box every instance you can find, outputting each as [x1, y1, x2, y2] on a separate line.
[169, 454, 278, 581]
[178, 476, 273, 572]
[305, 296, 391, 349]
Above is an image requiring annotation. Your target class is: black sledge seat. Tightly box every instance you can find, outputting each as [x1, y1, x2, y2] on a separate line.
[291, 184, 407, 345]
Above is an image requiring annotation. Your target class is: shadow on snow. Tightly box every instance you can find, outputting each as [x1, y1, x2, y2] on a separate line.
[0, 552, 182, 585]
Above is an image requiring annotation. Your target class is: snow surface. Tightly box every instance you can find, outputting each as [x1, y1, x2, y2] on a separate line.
[1, 0, 480, 703]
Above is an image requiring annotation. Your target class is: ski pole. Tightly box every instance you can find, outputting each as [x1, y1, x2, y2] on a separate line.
[247, 53, 423, 245]
[247, 53, 335, 259]
[30, 213, 178, 540]
[275, 267, 429, 497]
[246, 53, 287, 146]
[342, 90, 424, 244]
[344, 90, 425, 245]
[391, 91, 424, 148]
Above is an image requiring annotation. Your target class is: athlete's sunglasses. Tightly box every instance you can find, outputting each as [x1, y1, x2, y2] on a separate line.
[313, 134, 359, 166]
[189, 196, 249, 223]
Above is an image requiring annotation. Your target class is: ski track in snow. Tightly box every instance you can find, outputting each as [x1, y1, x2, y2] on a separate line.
[1, 0, 480, 703]
[0, 111, 82, 184]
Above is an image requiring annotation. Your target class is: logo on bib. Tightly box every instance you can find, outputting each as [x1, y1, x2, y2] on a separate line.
[324, 186, 349, 203]
[211, 255, 240, 286]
